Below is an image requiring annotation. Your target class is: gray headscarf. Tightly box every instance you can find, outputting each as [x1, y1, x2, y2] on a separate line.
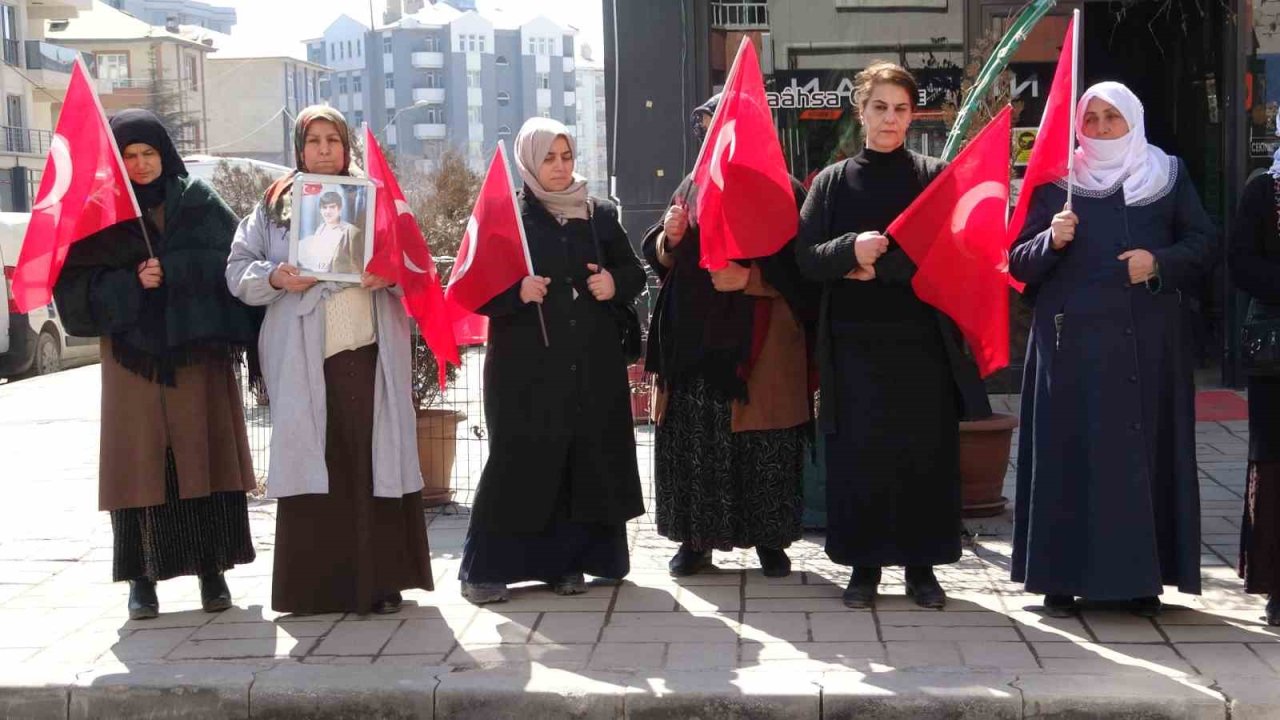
[513, 117, 589, 223]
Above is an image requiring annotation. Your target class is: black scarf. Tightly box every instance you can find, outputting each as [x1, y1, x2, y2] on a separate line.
[646, 175, 817, 402]
[109, 109, 188, 211]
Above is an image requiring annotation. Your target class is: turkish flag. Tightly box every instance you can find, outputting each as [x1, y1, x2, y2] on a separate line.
[11, 58, 140, 313]
[887, 105, 1013, 378]
[690, 37, 797, 271]
[444, 143, 532, 343]
[1006, 16, 1076, 292]
[364, 128, 460, 389]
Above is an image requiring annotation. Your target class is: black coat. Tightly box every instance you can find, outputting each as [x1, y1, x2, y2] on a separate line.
[1230, 172, 1280, 463]
[1009, 160, 1215, 598]
[468, 193, 647, 533]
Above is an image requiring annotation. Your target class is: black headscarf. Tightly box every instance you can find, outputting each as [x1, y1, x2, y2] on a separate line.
[690, 93, 721, 144]
[109, 109, 187, 211]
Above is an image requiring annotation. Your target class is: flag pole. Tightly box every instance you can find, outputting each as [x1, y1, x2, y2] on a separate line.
[1065, 8, 1080, 209]
[498, 141, 549, 347]
[79, 55, 152, 257]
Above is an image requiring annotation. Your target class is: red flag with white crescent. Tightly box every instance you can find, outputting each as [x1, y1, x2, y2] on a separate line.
[886, 106, 1013, 378]
[11, 58, 140, 313]
[364, 128, 460, 389]
[444, 143, 532, 344]
[689, 37, 797, 271]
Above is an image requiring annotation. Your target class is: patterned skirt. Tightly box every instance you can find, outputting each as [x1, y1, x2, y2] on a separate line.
[655, 377, 805, 552]
[110, 448, 255, 583]
[1240, 461, 1280, 594]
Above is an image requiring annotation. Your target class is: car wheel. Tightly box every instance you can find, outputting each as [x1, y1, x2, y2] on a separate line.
[34, 330, 60, 376]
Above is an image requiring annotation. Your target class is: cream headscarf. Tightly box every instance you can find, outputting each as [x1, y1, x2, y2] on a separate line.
[513, 117, 589, 223]
[1072, 82, 1173, 206]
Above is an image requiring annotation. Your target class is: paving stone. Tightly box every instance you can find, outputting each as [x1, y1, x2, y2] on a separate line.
[1005, 611, 1091, 642]
[191, 620, 333, 640]
[382, 619, 459, 655]
[674, 585, 741, 612]
[1016, 673, 1225, 720]
[168, 635, 317, 660]
[821, 670, 1021, 719]
[884, 641, 964, 669]
[455, 611, 538, 646]
[445, 643, 592, 669]
[738, 612, 810, 642]
[0, 665, 75, 720]
[588, 641, 665, 670]
[601, 624, 738, 644]
[103, 627, 197, 661]
[1080, 612, 1165, 642]
[1177, 642, 1276, 676]
[876, 611, 1013, 627]
[70, 663, 253, 720]
[312, 619, 399, 656]
[528, 612, 606, 644]
[665, 642, 738, 669]
[435, 667, 625, 719]
[374, 653, 449, 666]
[1163, 624, 1280, 643]
[250, 664, 437, 719]
[743, 597, 848, 612]
[1032, 642, 1195, 675]
[1253, 643, 1280, 673]
[880, 626, 1022, 642]
[809, 612, 879, 642]
[613, 585, 676, 612]
[1215, 673, 1280, 720]
[743, 583, 843, 599]
[623, 670, 820, 720]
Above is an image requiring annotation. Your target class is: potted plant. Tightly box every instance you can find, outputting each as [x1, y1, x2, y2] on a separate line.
[410, 331, 465, 507]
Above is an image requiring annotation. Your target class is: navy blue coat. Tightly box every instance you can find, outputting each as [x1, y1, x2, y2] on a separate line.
[1009, 159, 1216, 599]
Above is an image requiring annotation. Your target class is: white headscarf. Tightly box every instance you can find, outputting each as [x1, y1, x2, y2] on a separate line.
[513, 117, 590, 223]
[1268, 109, 1280, 177]
[1072, 82, 1173, 206]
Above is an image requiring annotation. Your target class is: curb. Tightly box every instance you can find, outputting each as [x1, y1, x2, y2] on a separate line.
[2, 663, 1271, 719]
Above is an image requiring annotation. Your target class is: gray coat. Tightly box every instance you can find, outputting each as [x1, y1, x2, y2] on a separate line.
[225, 204, 421, 499]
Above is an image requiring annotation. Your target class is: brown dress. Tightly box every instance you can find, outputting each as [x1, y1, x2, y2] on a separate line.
[271, 345, 433, 614]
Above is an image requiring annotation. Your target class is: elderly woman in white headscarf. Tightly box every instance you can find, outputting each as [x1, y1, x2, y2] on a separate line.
[458, 118, 647, 605]
[1229, 111, 1280, 627]
[1009, 82, 1217, 619]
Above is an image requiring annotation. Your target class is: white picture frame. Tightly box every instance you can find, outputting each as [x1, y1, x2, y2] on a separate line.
[288, 174, 377, 284]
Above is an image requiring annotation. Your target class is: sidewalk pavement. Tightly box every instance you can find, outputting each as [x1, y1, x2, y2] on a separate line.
[1, 366, 1278, 719]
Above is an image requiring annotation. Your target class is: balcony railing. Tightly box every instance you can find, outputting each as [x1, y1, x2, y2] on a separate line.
[2, 39, 21, 68]
[25, 40, 92, 75]
[2, 126, 53, 156]
[710, 1, 769, 30]
[411, 51, 444, 69]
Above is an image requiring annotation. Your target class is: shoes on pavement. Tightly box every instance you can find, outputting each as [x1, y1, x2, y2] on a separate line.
[128, 577, 159, 620]
[461, 581, 510, 605]
[1266, 595, 1279, 627]
[905, 566, 947, 610]
[199, 572, 232, 613]
[549, 574, 588, 596]
[841, 566, 881, 609]
[371, 592, 404, 615]
[668, 544, 713, 577]
[1042, 594, 1078, 618]
[1131, 596, 1162, 618]
[756, 547, 792, 578]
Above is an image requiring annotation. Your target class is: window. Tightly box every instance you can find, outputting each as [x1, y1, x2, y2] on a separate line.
[329, 43, 335, 61]
[384, 73, 394, 89]
[424, 36, 438, 52]
[318, 74, 330, 96]
[352, 73, 362, 93]
[467, 70, 480, 88]
[425, 105, 443, 123]
[496, 91, 510, 106]
[479, 35, 486, 53]
[467, 106, 482, 124]
[353, 110, 363, 126]
[468, 35, 477, 52]
[496, 55, 508, 66]
[540, 109, 551, 118]
[97, 53, 129, 80]
[497, 125, 511, 137]
[527, 38, 535, 55]
[346, 40, 353, 58]
[357, 39, 362, 57]
[2, 5, 19, 67]
[458, 36, 465, 52]
[425, 71, 442, 88]
[383, 36, 392, 54]
[338, 75, 348, 94]
[387, 107, 397, 123]
[537, 72, 549, 89]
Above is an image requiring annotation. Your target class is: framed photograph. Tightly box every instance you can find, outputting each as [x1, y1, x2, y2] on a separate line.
[288, 174, 377, 283]
[1012, 127, 1039, 168]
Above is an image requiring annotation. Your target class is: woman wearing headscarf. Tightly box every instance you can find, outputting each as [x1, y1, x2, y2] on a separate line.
[54, 109, 259, 620]
[225, 106, 431, 615]
[1229, 117, 1280, 627]
[458, 117, 646, 604]
[796, 62, 990, 610]
[643, 94, 818, 578]
[1010, 82, 1216, 618]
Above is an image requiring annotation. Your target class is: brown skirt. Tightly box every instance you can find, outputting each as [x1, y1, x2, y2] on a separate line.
[1240, 461, 1280, 594]
[272, 345, 433, 614]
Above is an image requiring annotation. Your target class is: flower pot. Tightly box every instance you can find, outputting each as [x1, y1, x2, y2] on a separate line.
[416, 408, 466, 508]
[958, 412, 1019, 518]
[627, 363, 652, 425]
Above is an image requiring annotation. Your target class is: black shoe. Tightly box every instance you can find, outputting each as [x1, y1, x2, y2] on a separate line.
[668, 544, 712, 577]
[841, 567, 881, 609]
[199, 572, 232, 613]
[1042, 594, 1077, 618]
[905, 566, 947, 609]
[128, 578, 159, 620]
[756, 547, 791, 578]
[372, 592, 403, 615]
[1267, 595, 1279, 627]
[1132, 596, 1162, 618]
[461, 582, 510, 605]
[549, 573, 588, 596]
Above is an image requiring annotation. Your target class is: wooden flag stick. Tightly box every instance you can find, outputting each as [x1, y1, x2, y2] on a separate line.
[498, 140, 549, 348]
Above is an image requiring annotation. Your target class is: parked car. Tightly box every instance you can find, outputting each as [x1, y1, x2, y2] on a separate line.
[181, 155, 290, 184]
[0, 213, 99, 379]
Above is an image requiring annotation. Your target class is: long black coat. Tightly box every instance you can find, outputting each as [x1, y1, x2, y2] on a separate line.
[468, 193, 647, 533]
[1009, 159, 1215, 599]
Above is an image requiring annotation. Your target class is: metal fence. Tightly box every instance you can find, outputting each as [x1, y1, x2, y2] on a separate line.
[237, 273, 661, 521]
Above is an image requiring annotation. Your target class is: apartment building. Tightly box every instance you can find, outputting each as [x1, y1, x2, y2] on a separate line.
[101, 0, 234, 33]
